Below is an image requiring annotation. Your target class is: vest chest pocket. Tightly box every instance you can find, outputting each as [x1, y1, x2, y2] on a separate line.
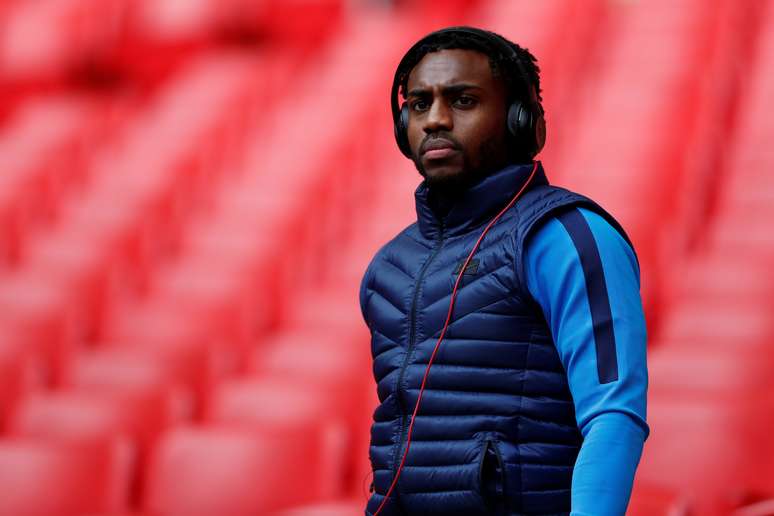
[475, 433, 507, 515]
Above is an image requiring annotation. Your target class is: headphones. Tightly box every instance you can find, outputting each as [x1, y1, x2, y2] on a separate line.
[391, 26, 546, 161]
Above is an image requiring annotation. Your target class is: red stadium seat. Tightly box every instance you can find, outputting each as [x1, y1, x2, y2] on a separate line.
[0, 271, 76, 385]
[178, 218, 280, 329]
[83, 514, 149, 516]
[627, 483, 693, 516]
[282, 287, 370, 336]
[733, 499, 774, 516]
[22, 224, 131, 341]
[123, 7, 297, 101]
[129, 0, 224, 49]
[0, 0, 126, 83]
[206, 375, 350, 497]
[0, 439, 132, 516]
[272, 498, 366, 516]
[7, 387, 173, 505]
[0, 347, 35, 431]
[637, 393, 774, 514]
[647, 346, 774, 397]
[664, 252, 774, 310]
[62, 347, 194, 422]
[249, 328, 374, 496]
[657, 298, 772, 348]
[144, 425, 324, 515]
[145, 256, 267, 358]
[133, 0, 344, 60]
[0, 96, 101, 265]
[206, 376, 334, 426]
[8, 389, 169, 451]
[100, 302, 217, 417]
[708, 214, 774, 258]
[249, 329, 371, 425]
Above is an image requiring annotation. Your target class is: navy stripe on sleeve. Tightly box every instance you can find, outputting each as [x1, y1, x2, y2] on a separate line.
[556, 208, 619, 384]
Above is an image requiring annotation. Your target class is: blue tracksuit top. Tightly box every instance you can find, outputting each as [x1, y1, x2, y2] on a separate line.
[360, 161, 649, 515]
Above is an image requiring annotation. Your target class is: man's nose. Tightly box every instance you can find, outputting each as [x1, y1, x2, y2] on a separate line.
[423, 99, 453, 133]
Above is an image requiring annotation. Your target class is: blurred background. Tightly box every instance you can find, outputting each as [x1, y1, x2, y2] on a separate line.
[0, 0, 772, 515]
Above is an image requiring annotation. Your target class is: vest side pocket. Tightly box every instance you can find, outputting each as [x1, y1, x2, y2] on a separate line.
[476, 436, 507, 515]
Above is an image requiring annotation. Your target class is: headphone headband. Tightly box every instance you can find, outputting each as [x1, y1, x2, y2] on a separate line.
[390, 27, 538, 124]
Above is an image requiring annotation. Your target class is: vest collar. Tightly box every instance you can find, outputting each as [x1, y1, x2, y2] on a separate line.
[414, 161, 548, 240]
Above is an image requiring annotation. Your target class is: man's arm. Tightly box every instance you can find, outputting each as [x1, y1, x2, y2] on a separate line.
[524, 206, 649, 516]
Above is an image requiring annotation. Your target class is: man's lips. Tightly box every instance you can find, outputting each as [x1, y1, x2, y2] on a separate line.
[424, 148, 457, 159]
[421, 139, 459, 160]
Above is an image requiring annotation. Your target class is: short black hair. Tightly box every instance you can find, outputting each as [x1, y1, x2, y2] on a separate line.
[396, 29, 543, 112]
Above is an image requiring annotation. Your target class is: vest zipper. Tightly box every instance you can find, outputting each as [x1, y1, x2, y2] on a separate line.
[392, 222, 445, 480]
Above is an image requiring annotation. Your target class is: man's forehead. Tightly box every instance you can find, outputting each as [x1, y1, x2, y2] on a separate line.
[406, 48, 494, 90]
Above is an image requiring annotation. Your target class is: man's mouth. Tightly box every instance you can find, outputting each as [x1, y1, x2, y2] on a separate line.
[424, 148, 457, 160]
[421, 138, 459, 160]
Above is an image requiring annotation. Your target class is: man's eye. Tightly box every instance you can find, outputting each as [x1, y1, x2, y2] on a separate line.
[411, 100, 429, 112]
[454, 96, 476, 107]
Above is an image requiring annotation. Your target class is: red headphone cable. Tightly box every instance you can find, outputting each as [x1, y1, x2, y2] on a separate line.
[371, 162, 538, 515]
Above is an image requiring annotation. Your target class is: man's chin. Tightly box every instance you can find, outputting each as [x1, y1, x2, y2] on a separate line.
[425, 165, 462, 182]
[416, 159, 459, 181]
[422, 165, 478, 193]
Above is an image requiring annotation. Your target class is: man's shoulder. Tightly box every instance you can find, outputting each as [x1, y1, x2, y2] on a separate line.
[362, 220, 421, 272]
[514, 182, 622, 229]
[374, 221, 421, 259]
[514, 183, 594, 218]
[515, 183, 636, 260]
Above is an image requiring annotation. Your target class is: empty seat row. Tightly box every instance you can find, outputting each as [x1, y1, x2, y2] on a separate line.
[0, 95, 116, 266]
[0, 0, 344, 89]
[0, 51, 280, 374]
[0, 366, 367, 515]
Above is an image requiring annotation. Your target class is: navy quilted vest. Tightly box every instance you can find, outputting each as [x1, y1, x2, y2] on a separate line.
[360, 162, 633, 515]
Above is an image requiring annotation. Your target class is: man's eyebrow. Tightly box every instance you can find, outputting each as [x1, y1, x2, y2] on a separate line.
[406, 83, 483, 97]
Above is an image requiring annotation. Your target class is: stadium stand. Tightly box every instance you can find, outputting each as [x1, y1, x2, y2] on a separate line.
[631, 1, 774, 514]
[0, 0, 772, 514]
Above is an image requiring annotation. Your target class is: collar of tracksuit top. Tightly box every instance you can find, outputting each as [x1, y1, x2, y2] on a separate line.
[362, 160, 633, 515]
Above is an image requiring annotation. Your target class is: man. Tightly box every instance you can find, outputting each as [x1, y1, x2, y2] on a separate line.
[359, 27, 648, 515]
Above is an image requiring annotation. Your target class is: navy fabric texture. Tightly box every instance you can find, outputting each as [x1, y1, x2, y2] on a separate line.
[359, 162, 635, 515]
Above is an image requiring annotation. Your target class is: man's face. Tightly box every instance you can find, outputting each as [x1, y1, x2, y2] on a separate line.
[405, 48, 509, 193]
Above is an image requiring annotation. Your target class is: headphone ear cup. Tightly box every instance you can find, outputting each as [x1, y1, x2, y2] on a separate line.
[533, 112, 546, 155]
[395, 102, 412, 158]
[506, 102, 526, 136]
[507, 101, 532, 156]
[507, 101, 545, 159]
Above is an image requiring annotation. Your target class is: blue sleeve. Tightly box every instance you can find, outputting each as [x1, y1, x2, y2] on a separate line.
[524, 206, 649, 516]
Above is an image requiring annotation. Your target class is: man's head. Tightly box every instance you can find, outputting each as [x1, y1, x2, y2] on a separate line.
[392, 27, 544, 196]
